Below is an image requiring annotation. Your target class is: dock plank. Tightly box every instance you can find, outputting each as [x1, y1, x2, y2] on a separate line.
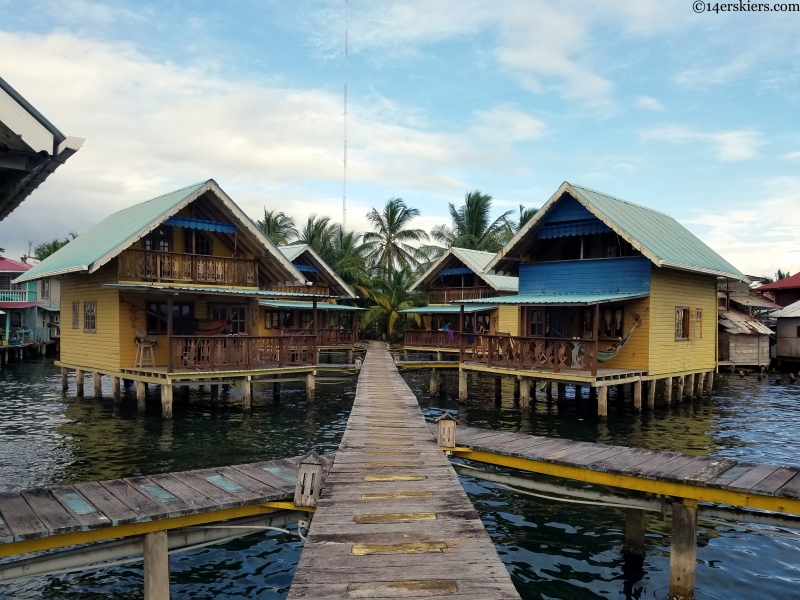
[0, 492, 46, 540]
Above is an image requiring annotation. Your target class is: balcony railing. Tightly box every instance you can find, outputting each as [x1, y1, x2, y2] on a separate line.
[119, 250, 258, 287]
[266, 284, 329, 296]
[460, 334, 597, 376]
[427, 287, 496, 304]
[0, 289, 36, 302]
[404, 329, 461, 349]
[317, 328, 355, 346]
[169, 334, 317, 371]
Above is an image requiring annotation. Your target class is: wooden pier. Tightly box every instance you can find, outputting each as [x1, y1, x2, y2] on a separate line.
[287, 343, 520, 599]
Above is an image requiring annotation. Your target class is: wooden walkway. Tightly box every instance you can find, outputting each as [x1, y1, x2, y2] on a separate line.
[0, 454, 331, 557]
[443, 424, 800, 514]
[288, 343, 520, 599]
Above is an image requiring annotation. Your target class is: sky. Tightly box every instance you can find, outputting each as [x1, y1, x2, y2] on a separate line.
[0, 0, 799, 277]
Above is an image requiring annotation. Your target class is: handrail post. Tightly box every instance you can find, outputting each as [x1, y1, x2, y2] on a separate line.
[166, 296, 173, 374]
[592, 303, 600, 377]
[279, 336, 285, 368]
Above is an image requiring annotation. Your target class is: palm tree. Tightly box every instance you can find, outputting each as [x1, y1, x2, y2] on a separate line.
[329, 228, 374, 298]
[257, 209, 297, 246]
[498, 204, 539, 245]
[33, 233, 78, 261]
[430, 191, 512, 254]
[363, 198, 429, 272]
[361, 268, 425, 341]
[296, 215, 338, 263]
[776, 269, 792, 280]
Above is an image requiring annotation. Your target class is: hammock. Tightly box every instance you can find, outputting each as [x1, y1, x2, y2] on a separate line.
[172, 318, 229, 336]
[595, 309, 648, 363]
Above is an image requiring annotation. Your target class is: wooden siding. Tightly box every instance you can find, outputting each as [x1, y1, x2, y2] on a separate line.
[719, 332, 770, 365]
[518, 257, 651, 295]
[60, 262, 121, 371]
[776, 317, 800, 360]
[600, 295, 650, 371]
[648, 267, 717, 376]
[497, 305, 519, 336]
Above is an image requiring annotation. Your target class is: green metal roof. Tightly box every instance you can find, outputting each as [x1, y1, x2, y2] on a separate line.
[411, 247, 518, 293]
[15, 182, 208, 283]
[260, 300, 366, 311]
[279, 244, 308, 262]
[400, 304, 497, 314]
[460, 292, 649, 306]
[101, 283, 330, 298]
[278, 244, 356, 299]
[491, 182, 746, 281]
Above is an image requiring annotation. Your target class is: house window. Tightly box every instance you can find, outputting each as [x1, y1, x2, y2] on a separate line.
[146, 302, 194, 333]
[529, 309, 545, 336]
[718, 296, 727, 310]
[675, 307, 702, 341]
[72, 302, 79, 329]
[143, 226, 172, 252]
[84, 301, 97, 333]
[300, 312, 314, 330]
[183, 230, 212, 255]
[41, 279, 50, 301]
[211, 305, 246, 334]
[0, 275, 9, 290]
[601, 308, 624, 338]
[690, 308, 703, 339]
[265, 311, 280, 329]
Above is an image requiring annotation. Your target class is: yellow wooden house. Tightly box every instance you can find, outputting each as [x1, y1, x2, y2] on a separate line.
[456, 182, 748, 414]
[14, 180, 335, 415]
[401, 247, 518, 354]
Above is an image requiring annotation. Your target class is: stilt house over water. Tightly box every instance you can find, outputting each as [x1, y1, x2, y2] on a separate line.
[13, 180, 338, 387]
[401, 247, 518, 354]
[458, 182, 747, 391]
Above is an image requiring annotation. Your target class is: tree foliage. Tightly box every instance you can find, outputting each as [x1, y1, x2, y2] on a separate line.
[363, 198, 429, 272]
[361, 268, 425, 341]
[257, 209, 297, 246]
[430, 190, 513, 254]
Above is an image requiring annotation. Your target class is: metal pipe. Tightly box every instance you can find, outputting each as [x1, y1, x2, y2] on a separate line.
[0, 511, 302, 582]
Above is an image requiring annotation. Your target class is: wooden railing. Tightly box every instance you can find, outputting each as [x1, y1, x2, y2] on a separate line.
[460, 334, 597, 375]
[169, 335, 316, 371]
[404, 329, 461, 349]
[317, 329, 356, 346]
[427, 287, 495, 304]
[119, 250, 258, 287]
[0, 289, 36, 302]
[266, 284, 329, 296]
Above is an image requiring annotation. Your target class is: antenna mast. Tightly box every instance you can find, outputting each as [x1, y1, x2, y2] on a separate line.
[343, 0, 348, 229]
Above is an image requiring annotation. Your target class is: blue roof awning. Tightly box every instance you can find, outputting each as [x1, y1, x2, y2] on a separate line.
[164, 216, 237, 234]
[460, 291, 649, 306]
[295, 264, 319, 273]
[439, 267, 473, 276]
[539, 219, 610, 240]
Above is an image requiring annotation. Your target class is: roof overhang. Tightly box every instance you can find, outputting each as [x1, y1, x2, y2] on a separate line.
[410, 248, 497, 293]
[0, 301, 41, 309]
[280, 244, 356, 299]
[260, 300, 366, 311]
[400, 304, 498, 314]
[101, 283, 334, 299]
[458, 291, 650, 306]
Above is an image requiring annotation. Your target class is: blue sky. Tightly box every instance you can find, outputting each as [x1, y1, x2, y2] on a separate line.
[0, 0, 798, 276]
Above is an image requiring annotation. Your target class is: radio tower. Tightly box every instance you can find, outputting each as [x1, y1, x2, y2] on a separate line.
[342, 0, 349, 229]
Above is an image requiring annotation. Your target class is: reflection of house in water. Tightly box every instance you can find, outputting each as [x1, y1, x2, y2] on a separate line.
[772, 300, 800, 368]
[401, 247, 518, 354]
[717, 279, 775, 370]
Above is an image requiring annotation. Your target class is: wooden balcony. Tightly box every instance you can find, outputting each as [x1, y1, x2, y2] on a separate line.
[119, 249, 258, 287]
[0, 289, 36, 302]
[404, 329, 461, 349]
[460, 333, 597, 376]
[169, 334, 316, 371]
[277, 328, 356, 347]
[266, 284, 329, 296]
[427, 287, 496, 304]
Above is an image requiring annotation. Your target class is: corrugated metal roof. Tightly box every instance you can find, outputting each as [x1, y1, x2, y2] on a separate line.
[279, 244, 308, 262]
[730, 296, 780, 309]
[718, 310, 773, 335]
[460, 291, 649, 306]
[757, 272, 800, 291]
[773, 300, 800, 318]
[278, 244, 356, 299]
[400, 304, 497, 314]
[410, 247, 518, 293]
[15, 182, 208, 282]
[260, 300, 366, 311]
[101, 283, 330, 298]
[490, 182, 746, 281]
[0, 257, 32, 272]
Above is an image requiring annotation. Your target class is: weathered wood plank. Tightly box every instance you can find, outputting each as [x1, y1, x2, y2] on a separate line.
[19, 488, 82, 535]
[0, 492, 46, 540]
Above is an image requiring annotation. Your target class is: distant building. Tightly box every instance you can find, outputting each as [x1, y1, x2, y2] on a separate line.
[756, 273, 800, 308]
[717, 279, 774, 369]
[771, 300, 800, 367]
[0, 256, 57, 346]
[0, 76, 84, 221]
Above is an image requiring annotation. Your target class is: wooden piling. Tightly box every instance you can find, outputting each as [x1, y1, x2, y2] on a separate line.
[242, 377, 252, 410]
[210, 384, 219, 406]
[597, 386, 607, 418]
[272, 381, 281, 401]
[306, 372, 315, 401]
[695, 373, 705, 398]
[633, 380, 642, 411]
[545, 382, 553, 402]
[624, 507, 647, 558]
[664, 377, 672, 404]
[76, 370, 84, 397]
[494, 377, 502, 401]
[93, 372, 102, 397]
[112, 376, 121, 400]
[705, 371, 714, 395]
[669, 499, 698, 600]
[347, 349, 354, 364]
[61, 367, 68, 393]
[557, 383, 566, 402]
[143, 530, 170, 600]
[160, 384, 173, 418]
[513, 377, 520, 399]
[647, 380, 656, 408]
[574, 385, 582, 400]
[520, 378, 530, 409]
[686, 373, 695, 400]
[429, 369, 439, 395]
[676, 376, 685, 401]
[136, 381, 146, 411]
[458, 370, 467, 402]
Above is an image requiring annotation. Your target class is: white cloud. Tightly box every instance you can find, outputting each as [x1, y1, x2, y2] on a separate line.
[636, 96, 664, 111]
[783, 150, 800, 162]
[0, 31, 548, 257]
[641, 125, 763, 161]
[686, 177, 800, 277]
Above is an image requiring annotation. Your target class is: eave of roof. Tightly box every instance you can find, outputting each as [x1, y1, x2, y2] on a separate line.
[772, 300, 800, 318]
[459, 291, 650, 306]
[399, 304, 497, 314]
[259, 300, 366, 311]
[101, 283, 333, 299]
[488, 182, 747, 282]
[278, 244, 356, 299]
[756, 272, 800, 291]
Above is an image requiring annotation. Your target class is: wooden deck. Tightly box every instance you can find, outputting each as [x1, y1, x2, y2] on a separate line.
[288, 343, 520, 599]
[0, 454, 331, 557]
[443, 425, 800, 515]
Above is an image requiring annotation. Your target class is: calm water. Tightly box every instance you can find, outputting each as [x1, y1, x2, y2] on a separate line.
[2, 356, 800, 599]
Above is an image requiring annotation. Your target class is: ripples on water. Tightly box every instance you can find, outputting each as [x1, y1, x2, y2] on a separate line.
[2, 357, 800, 598]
